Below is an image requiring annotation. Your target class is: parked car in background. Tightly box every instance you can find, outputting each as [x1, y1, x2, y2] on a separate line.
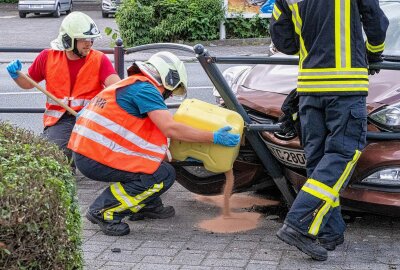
[18, 0, 72, 18]
[174, 1, 400, 217]
[101, 0, 121, 18]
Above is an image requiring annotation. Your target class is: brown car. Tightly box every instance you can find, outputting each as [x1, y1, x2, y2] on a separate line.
[174, 1, 400, 217]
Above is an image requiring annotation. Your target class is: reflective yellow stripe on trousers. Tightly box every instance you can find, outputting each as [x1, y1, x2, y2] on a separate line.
[103, 182, 164, 221]
[302, 150, 362, 235]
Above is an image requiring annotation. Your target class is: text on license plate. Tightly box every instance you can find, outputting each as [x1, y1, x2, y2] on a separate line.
[29, 4, 43, 8]
[264, 142, 306, 169]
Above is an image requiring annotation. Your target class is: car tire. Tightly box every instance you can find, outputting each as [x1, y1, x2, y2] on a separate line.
[66, 2, 72, 14]
[19, 11, 26, 18]
[102, 11, 108, 18]
[53, 4, 60, 18]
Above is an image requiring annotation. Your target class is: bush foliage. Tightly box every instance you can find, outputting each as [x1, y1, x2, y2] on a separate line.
[115, 0, 225, 46]
[0, 122, 82, 270]
[224, 15, 270, 39]
[0, 0, 18, 3]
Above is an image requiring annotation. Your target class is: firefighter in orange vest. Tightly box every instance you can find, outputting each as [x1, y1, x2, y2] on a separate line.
[6, 12, 121, 161]
[68, 51, 241, 236]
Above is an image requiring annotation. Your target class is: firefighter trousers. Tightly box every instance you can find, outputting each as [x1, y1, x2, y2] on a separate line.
[284, 95, 367, 241]
[73, 152, 176, 222]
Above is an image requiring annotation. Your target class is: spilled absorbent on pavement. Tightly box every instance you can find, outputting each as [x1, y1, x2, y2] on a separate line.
[196, 169, 280, 233]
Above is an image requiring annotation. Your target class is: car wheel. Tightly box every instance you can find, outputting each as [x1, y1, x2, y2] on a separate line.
[66, 2, 72, 14]
[102, 11, 108, 18]
[53, 4, 60, 18]
[19, 11, 26, 18]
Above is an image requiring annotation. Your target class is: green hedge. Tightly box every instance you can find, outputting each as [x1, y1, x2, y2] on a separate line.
[115, 0, 225, 46]
[224, 15, 270, 39]
[0, 0, 18, 3]
[0, 122, 83, 270]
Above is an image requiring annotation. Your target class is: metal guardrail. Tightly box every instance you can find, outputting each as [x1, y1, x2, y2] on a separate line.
[1, 42, 400, 143]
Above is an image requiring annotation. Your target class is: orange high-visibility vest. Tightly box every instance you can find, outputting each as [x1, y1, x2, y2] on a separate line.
[68, 75, 168, 174]
[44, 49, 104, 127]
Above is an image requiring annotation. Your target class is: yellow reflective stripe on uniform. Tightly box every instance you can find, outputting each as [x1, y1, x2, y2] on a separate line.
[272, 4, 282, 20]
[297, 87, 368, 92]
[366, 41, 385, 53]
[103, 182, 164, 221]
[334, 0, 351, 68]
[288, 3, 308, 67]
[309, 202, 331, 235]
[303, 150, 362, 235]
[301, 179, 339, 207]
[333, 150, 362, 191]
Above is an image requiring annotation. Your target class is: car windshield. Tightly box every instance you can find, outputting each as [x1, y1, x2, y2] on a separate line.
[380, 1, 400, 57]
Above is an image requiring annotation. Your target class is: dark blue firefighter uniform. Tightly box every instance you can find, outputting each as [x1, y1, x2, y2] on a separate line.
[270, 0, 388, 242]
[287, 95, 367, 241]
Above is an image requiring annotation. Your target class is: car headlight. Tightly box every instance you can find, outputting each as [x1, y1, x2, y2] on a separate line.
[212, 66, 251, 104]
[360, 168, 400, 187]
[369, 102, 400, 132]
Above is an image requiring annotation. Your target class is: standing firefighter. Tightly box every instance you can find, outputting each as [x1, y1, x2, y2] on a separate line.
[68, 51, 241, 236]
[6, 12, 120, 161]
[270, 0, 388, 261]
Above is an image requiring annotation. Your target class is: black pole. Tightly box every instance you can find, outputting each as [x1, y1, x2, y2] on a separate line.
[114, 38, 125, 79]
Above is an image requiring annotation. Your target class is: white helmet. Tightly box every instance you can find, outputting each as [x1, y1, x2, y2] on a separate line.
[134, 51, 188, 100]
[50, 12, 101, 51]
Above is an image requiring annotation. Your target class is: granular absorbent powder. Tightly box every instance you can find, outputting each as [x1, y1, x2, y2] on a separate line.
[196, 169, 279, 233]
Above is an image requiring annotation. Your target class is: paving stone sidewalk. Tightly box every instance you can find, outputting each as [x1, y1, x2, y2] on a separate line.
[77, 175, 400, 270]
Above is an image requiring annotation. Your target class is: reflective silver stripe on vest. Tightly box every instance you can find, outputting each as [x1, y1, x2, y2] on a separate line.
[44, 109, 64, 118]
[47, 97, 68, 105]
[73, 124, 163, 163]
[302, 182, 338, 204]
[83, 109, 167, 154]
[286, 0, 304, 4]
[71, 99, 91, 107]
[297, 83, 368, 89]
[339, 0, 347, 68]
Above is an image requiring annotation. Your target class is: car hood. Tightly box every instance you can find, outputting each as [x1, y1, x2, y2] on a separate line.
[238, 63, 400, 118]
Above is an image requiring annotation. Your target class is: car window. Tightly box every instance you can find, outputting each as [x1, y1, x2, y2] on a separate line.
[384, 16, 400, 57]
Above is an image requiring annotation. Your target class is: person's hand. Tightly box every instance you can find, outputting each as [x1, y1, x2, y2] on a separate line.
[6, 60, 22, 79]
[213, 126, 240, 147]
[367, 52, 383, 76]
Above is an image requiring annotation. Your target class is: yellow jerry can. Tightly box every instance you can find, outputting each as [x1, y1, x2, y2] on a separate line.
[169, 99, 244, 173]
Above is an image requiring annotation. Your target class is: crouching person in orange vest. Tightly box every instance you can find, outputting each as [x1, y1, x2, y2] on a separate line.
[67, 51, 241, 236]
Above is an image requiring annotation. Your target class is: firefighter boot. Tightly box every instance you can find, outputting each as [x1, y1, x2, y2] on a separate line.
[277, 224, 328, 261]
[319, 235, 345, 251]
[129, 204, 175, 221]
[86, 210, 130, 236]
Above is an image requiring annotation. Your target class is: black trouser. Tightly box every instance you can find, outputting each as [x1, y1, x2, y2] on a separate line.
[73, 152, 176, 222]
[42, 113, 76, 161]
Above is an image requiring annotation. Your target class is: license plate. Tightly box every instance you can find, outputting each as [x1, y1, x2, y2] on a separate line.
[29, 4, 43, 8]
[263, 140, 306, 169]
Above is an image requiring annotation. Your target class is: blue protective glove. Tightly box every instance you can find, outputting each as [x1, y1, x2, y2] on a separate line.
[6, 60, 22, 79]
[213, 126, 240, 147]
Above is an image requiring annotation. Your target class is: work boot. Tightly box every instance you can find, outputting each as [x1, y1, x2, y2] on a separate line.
[319, 235, 345, 251]
[276, 224, 328, 261]
[86, 210, 130, 236]
[129, 205, 175, 221]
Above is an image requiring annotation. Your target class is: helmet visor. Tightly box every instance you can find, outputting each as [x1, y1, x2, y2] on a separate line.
[171, 83, 187, 101]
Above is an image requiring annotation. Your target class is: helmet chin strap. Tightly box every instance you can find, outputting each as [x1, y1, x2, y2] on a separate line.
[72, 40, 85, 58]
